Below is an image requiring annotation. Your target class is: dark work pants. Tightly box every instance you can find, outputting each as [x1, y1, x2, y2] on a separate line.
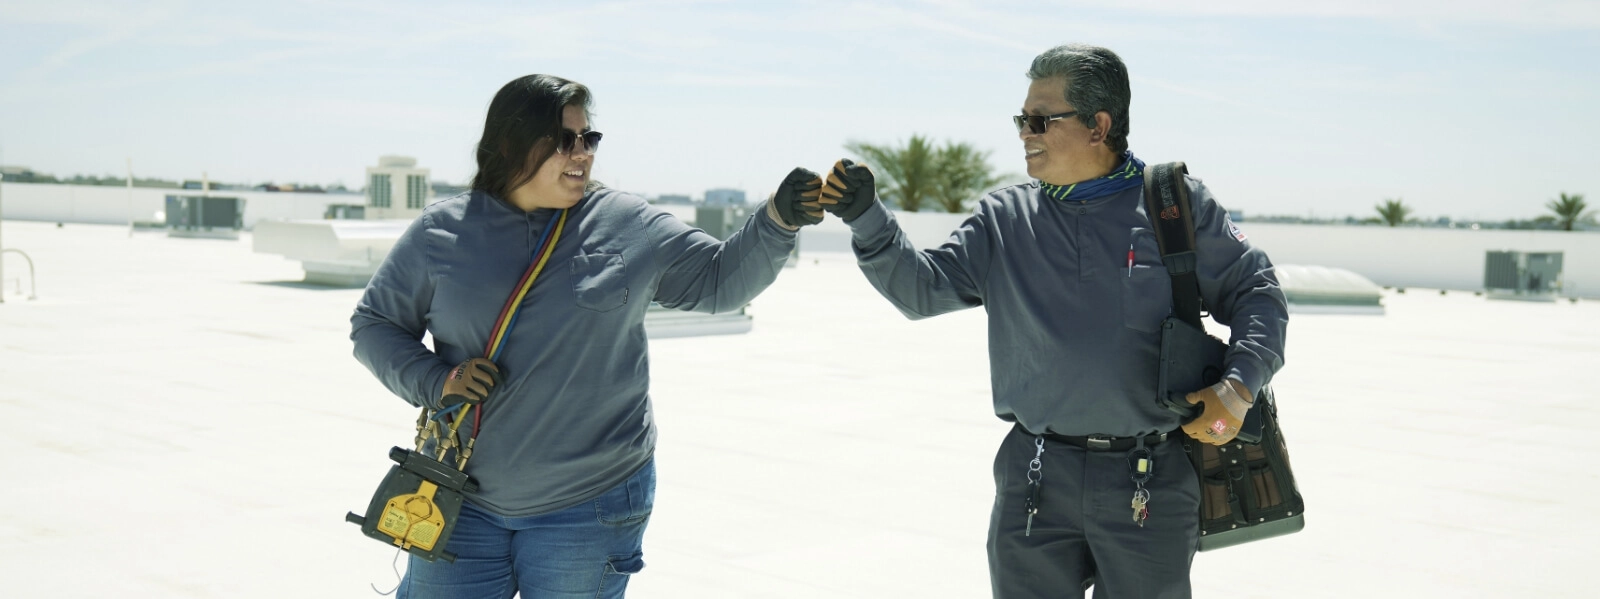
[987, 424, 1200, 599]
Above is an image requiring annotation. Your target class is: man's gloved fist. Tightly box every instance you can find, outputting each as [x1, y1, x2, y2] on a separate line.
[1181, 378, 1253, 445]
[768, 167, 825, 228]
[819, 158, 877, 222]
[440, 357, 504, 409]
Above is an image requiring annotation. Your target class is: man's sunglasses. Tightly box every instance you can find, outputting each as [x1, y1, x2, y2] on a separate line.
[1013, 111, 1078, 135]
[557, 130, 603, 155]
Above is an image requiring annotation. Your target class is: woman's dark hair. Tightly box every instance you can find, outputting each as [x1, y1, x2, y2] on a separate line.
[470, 74, 592, 200]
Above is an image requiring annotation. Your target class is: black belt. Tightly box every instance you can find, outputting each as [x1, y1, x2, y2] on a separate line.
[1020, 424, 1171, 452]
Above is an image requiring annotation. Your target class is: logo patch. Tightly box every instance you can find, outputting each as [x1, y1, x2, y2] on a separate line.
[1210, 419, 1229, 435]
[1226, 218, 1247, 241]
[1159, 205, 1180, 220]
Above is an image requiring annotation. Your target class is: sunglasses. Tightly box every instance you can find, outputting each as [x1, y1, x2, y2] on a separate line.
[557, 130, 603, 155]
[1013, 111, 1078, 135]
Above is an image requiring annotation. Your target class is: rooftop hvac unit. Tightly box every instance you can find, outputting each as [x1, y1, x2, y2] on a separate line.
[323, 204, 366, 220]
[1484, 250, 1562, 301]
[166, 195, 244, 239]
[694, 204, 798, 267]
[695, 205, 747, 240]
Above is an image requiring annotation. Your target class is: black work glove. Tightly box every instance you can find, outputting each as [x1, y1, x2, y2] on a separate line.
[818, 158, 877, 222]
[768, 167, 824, 228]
[440, 358, 504, 409]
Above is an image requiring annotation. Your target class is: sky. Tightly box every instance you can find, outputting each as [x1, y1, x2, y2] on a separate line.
[1, 0, 1597, 221]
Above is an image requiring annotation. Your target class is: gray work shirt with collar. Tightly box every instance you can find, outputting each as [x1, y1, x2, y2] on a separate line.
[351, 188, 796, 517]
[846, 177, 1288, 437]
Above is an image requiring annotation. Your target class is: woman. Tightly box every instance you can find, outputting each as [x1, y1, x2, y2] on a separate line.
[350, 74, 825, 598]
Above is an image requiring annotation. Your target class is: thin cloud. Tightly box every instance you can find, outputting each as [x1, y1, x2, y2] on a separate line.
[846, 2, 1300, 120]
[663, 72, 812, 88]
[1070, 0, 1600, 30]
[14, 2, 179, 81]
[851, 3, 1041, 54]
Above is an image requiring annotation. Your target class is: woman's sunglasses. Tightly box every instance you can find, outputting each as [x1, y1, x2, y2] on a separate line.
[557, 130, 603, 155]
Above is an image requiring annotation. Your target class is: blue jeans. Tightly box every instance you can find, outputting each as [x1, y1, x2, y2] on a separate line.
[398, 460, 655, 599]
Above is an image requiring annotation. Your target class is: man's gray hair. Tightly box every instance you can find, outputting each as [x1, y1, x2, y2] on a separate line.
[1026, 44, 1131, 155]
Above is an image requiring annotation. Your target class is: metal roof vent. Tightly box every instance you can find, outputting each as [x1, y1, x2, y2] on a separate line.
[1273, 264, 1384, 315]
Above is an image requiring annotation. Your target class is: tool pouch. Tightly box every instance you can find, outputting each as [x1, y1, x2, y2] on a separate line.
[1184, 388, 1304, 551]
[345, 446, 478, 563]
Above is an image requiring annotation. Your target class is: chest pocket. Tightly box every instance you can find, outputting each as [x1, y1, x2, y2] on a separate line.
[571, 253, 629, 312]
[1122, 228, 1172, 333]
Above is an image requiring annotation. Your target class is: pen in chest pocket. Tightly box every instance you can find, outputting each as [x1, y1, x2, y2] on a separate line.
[1127, 243, 1134, 277]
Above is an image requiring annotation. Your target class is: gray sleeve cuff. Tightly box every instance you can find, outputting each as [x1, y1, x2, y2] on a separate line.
[763, 198, 800, 232]
[846, 199, 891, 241]
[421, 362, 451, 410]
[1226, 361, 1268, 401]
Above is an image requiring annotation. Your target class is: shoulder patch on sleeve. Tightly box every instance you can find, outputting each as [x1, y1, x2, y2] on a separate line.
[1226, 217, 1247, 242]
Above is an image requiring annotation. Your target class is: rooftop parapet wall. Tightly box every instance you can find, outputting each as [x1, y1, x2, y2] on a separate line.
[8, 181, 1594, 298]
[0, 182, 355, 229]
[1241, 222, 1600, 298]
[797, 213, 1600, 299]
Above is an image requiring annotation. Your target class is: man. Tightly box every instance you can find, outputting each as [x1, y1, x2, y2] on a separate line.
[814, 44, 1288, 598]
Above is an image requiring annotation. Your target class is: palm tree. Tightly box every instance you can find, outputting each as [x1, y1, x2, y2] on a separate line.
[845, 136, 1011, 214]
[931, 142, 1008, 213]
[1546, 192, 1589, 231]
[1375, 198, 1411, 227]
[845, 136, 937, 212]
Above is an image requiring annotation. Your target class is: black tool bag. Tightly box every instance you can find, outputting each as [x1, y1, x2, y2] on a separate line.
[1142, 162, 1305, 551]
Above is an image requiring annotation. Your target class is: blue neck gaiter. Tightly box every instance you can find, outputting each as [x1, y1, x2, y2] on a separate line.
[1039, 151, 1145, 202]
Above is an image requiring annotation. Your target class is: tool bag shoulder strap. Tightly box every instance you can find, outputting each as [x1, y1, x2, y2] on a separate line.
[1141, 162, 1306, 551]
[1140, 161, 1203, 327]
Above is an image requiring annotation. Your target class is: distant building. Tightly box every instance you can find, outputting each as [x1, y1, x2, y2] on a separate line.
[705, 188, 746, 207]
[256, 183, 327, 193]
[432, 181, 470, 198]
[656, 194, 694, 205]
[180, 179, 249, 191]
[366, 155, 430, 220]
[0, 166, 59, 184]
[0, 165, 38, 179]
[323, 204, 366, 220]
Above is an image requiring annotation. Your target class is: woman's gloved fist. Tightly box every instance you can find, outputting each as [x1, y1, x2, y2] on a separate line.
[440, 358, 504, 408]
[769, 167, 825, 228]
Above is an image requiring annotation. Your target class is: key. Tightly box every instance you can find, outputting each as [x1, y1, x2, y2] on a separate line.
[1024, 481, 1041, 536]
[1131, 488, 1150, 527]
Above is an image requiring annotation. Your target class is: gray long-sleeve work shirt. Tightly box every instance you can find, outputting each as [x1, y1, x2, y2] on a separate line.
[351, 188, 796, 516]
[848, 176, 1288, 437]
